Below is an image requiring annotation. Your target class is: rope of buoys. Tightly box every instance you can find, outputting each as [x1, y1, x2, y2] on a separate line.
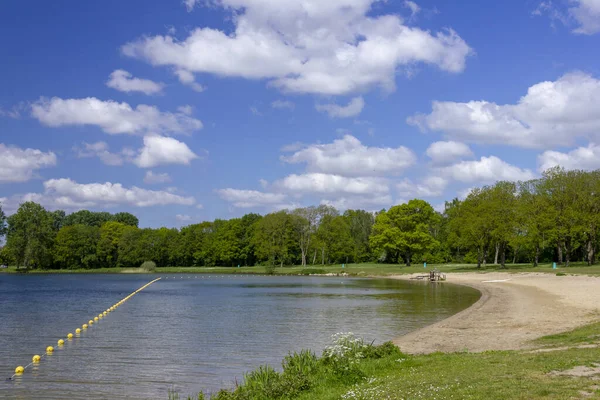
[9, 278, 161, 380]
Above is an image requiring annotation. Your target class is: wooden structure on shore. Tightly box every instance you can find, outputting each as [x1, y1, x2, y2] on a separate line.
[410, 268, 447, 282]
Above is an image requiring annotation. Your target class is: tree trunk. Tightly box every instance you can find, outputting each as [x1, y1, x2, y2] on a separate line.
[405, 253, 411, 267]
[312, 250, 317, 265]
[477, 248, 482, 268]
[557, 242, 563, 264]
[321, 247, 325, 265]
[565, 240, 571, 267]
[494, 242, 499, 265]
[483, 248, 489, 267]
[500, 242, 506, 269]
[587, 240, 596, 266]
[512, 246, 518, 264]
[534, 245, 539, 267]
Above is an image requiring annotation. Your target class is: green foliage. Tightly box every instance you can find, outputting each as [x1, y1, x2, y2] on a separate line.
[141, 260, 157, 272]
[54, 224, 100, 269]
[264, 264, 276, 275]
[6, 202, 55, 269]
[556, 272, 566, 276]
[0, 203, 7, 238]
[299, 268, 327, 275]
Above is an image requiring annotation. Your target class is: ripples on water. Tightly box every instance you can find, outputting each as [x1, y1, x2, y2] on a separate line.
[0, 274, 479, 399]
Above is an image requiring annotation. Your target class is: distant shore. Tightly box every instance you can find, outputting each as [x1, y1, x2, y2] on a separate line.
[392, 272, 600, 354]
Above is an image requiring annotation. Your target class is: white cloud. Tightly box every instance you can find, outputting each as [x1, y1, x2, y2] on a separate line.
[259, 179, 269, 189]
[176, 214, 193, 222]
[122, 0, 472, 96]
[0, 103, 26, 119]
[404, 1, 421, 17]
[31, 97, 202, 135]
[538, 143, 600, 171]
[321, 194, 391, 211]
[281, 135, 416, 177]
[183, 0, 199, 12]
[409, 73, 600, 149]
[570, 0, 600, 34]
[216, 188, 287, 208]
[106, 69, 165, 95]
[277, 173, 389, 195]
[74, 142, 125, 166]
[177, 105, 194, 115]
[316, 97, 365, 118]
[2, 179, 196, 213]
[397, 176, 448, 197]
[0, 144, 57, 183]
[442, 156, 535, 184]
[280, 141, 307, 152]
[426, 141, 473, 165]
[174, 69, 206, 92]
[134, 136, 199, 168]
[271, 100, 295, 110]
[43, 178, 196, 207]
[144, 171, 172, 184]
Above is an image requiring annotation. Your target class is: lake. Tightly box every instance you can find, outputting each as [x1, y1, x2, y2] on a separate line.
[0, 274, 479, 399]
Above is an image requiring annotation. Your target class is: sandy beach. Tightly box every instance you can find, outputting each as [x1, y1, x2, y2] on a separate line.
[392, 272, 600, 354]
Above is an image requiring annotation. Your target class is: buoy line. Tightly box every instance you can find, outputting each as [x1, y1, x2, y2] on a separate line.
[8, 278, 161, 381]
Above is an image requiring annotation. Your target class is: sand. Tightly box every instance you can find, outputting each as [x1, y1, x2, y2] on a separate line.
[391, 272, 600, 354]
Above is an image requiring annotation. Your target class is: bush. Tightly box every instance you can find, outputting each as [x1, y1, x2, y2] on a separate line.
[265, 264, 276, 275]
[556, 272, 567, 276]
[281, 350, 320, 394]
[362, 341, 405, 359]
[299, 268, 327, 275]
[141, 260, 156, 272]
[237, 365, 284, 399]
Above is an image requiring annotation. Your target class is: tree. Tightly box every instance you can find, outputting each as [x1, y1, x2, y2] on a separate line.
[315, 215, 353, 264]
[0, 203, 6, 239]
[54, 224, 100, 269]
[113, 212, 139, 227]
[63, 210, 113, 227]
[253, 211, 296, 267]
[97, 221, 129, 268]
[6, 202, 54, 269]
[343, 209, 375, 262]
[370, 200, 440, 266]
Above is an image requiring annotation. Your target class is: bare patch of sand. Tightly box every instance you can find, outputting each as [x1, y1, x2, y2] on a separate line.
[392, 272, 600, 354]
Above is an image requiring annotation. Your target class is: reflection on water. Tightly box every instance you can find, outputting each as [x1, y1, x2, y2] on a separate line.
[0, 274, 479, 399]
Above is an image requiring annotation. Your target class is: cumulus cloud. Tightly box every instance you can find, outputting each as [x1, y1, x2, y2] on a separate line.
[134, 136, 199, 168]
[106, 69, 165, 95]
[144, 171, 172, 184]
[538, 143, 600, 171]
[0, 144, 57, 183]
[397, 176, 448, 197]
[404, 1, 421, 17]
[74, 141, 125, 166]
[271, 100, 295, 110]
[321, 194, 391, 211]
[174, 69, 206, 92]
[31, 97, 203, 135]
[216, 188, 287, 208]
[122, 0, 472, 96]
[570, 0, 600, 34]
[409, 73, 600, 149]
[425, 141, 473, 165]
[281, 135, 416, 177]
[183, 0, 199, 12]
[277, 173, 389, 195]
[441, 156, 535, 184]
[316, 97, 365, 118]
[1, 179, 196, 213]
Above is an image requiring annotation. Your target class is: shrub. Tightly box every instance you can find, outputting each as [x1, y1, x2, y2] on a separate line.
[265, 264, 276, 275]
[556, 272, 567, 276]
[362, 341, 405, 359]
[322, 333, 368, 384]
[237, 365, 284, 399]
[141, 260, 157, 272]
[281, 350, 320, 394]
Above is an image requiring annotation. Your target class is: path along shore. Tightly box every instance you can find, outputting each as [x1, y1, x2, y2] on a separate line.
[392, 272, 600, 354]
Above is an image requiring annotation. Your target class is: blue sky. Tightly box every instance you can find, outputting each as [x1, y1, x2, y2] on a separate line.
[1, 0, 600, 227]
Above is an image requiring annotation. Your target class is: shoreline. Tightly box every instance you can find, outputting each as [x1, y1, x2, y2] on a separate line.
[391, 272, 600, 354]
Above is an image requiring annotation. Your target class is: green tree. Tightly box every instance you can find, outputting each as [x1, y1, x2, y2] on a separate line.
[54, 224, 100, 269]
[0, 203, 6, 239]
[315, 215, 353, 264]
[6, 202, 54, 269]
[253, 211, 296, 267]
[113, 212, 139, 227]
[63, 210, 113, 227]
[97, 221, 129, 268]
[370, 200, 440, 266]
[343, 209, 375, 262]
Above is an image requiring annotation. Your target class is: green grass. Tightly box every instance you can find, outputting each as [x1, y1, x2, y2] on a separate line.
[5, 261, 600, 277]
[171, 324, 600, 400]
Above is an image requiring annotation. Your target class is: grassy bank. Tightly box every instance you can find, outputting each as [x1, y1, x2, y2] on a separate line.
[170, 323, 600, 400]
[4, 262, 600, 276]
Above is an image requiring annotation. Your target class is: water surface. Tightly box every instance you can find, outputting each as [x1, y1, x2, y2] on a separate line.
[0, 274, 479, 399]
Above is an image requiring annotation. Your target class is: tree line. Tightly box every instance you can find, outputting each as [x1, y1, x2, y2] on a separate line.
[1, 167, 599, 270]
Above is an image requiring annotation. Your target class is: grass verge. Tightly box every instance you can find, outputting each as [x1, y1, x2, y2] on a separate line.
[170, 324, 600, 400]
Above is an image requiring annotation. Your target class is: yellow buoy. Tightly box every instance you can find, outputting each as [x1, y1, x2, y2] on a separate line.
[58, 339, 65, 346]
[98, 315, 102, 320]
[15, 366, 24, 374]
[94, 317, 98, 322]
[67, 333, 73, 339]
[32, 355, 41, 363]
[103, 311, 107, 316]
[75, 328, 81, 334]
[82, 324, 88, 329]
[89, 320, 94, 325]
[46, 346, 54, 354]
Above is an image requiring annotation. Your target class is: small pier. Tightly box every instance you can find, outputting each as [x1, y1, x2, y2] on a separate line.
[411, 269, 447, 282]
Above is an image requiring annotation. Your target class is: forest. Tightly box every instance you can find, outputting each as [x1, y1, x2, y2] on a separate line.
[0, 166, 598, 270]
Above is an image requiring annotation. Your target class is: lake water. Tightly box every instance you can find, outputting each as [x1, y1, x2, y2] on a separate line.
[0, 274, 479, 399]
